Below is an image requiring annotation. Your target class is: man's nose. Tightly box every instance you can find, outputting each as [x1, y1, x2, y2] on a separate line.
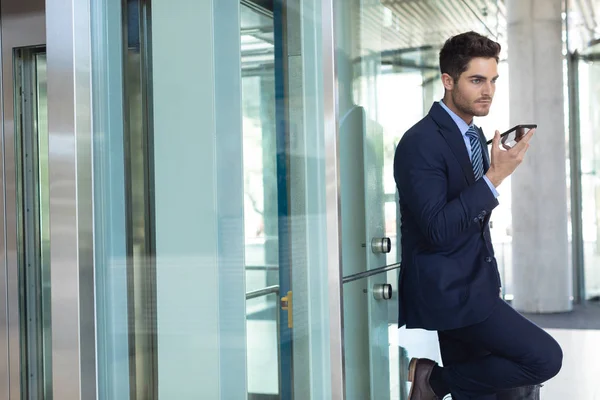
[482, 81, 494, 96]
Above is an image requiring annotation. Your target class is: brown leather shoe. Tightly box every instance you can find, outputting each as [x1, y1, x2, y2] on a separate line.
[408, 358, 439, 400]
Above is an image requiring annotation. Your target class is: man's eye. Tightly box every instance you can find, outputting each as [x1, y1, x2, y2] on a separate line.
[472, 79, 481, 84]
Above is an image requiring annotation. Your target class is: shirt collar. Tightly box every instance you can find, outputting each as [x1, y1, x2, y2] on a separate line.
[439, 99, 473, 136]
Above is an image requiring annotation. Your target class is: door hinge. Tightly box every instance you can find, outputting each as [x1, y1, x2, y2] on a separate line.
[281, 291, 293, 329]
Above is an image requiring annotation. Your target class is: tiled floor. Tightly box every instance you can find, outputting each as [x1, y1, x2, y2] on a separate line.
[392, 326, 600, 400]
[541, 328, 600, 400]
[246, 317, 599, 398]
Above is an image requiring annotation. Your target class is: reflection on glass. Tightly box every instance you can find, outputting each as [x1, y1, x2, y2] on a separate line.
[35, 52, 53, 400]
[14, 47, 52, 400]
[336, 0, 402, 398]
[246, 292, 280, 398]
[335, 0, 509, 398]
[343, 275, 408, 400]
[123, 1, 157, 398]
[578, 60, 600, 300]
[241, 3, 280, 398]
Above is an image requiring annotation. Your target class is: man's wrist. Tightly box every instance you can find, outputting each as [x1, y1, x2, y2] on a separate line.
[485, 169, 503, 188]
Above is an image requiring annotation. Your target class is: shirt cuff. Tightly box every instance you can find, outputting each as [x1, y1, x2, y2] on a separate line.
[483, 175, 500, 198]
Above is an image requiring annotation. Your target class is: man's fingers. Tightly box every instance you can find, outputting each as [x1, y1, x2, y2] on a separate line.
[513, 128, 535, 150]
[521, 128, 535, 143]
[512, 142, 531, 162]
[492, 130, 500, 151]
[519, 129, 535, 143]
[519, 142, 531, 156]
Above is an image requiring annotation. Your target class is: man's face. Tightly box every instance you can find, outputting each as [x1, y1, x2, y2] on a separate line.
[444, 57, 499, 119]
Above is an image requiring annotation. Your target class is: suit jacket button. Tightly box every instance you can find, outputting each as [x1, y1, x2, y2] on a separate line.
[473, 217, 479, 222]
[485, 256, 493, 263]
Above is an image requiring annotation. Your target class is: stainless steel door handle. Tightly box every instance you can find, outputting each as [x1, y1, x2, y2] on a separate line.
[373, 283, 392, 300]
[371, 237, 391, 254]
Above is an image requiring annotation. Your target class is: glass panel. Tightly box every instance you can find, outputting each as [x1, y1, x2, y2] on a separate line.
[335, 3, 398, 395]
[92, 0, 156, 398]
[274, 1, 334, 397]
[335, 1, 509, 398]
[148, 1, 247, 397]
[94, 0, 334, 397]
[335, 1, 397, 397]
[342, 270, 421, 400]
[123, 0, 158, 397]
[240, 2, 281, 398]
[578, 59, 600, 300]
[92, 0, 131, 398]
[246, 289, 280, 398]
[241, 5, 278, 293]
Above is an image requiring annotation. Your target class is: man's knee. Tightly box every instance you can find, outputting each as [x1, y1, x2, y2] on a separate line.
[530, 335, 563, 382]
[544, 339, 563, 380]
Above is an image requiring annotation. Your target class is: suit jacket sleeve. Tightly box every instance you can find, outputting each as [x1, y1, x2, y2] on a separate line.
[396, 136, 499, 247]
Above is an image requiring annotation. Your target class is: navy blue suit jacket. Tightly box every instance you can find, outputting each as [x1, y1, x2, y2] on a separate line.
[394, 102, 502, 331]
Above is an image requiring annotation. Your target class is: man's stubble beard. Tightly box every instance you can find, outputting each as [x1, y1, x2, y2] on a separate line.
[451, 88, 492, 118]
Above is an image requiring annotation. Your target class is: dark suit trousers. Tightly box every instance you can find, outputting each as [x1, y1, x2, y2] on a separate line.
[438, 298, 563, 399]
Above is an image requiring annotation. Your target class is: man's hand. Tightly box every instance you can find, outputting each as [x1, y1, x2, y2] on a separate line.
[485, 128, 535, 187]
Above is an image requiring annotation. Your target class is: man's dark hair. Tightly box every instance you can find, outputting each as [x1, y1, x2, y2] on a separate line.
[439, 31, 501, 82]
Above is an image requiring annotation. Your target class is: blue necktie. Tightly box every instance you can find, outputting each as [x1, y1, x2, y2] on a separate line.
[466, 126, 484, 180]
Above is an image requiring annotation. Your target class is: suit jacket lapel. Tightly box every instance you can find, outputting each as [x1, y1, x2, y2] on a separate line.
[428, 103, 475, 185]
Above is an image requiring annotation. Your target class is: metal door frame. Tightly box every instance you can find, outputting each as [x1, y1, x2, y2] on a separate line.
[46, 0, 97, 397]
[1, 1, 47, 398]
[272, 0, 294, 398]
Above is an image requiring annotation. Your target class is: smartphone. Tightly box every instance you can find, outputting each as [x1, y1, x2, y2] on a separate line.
[486, 124, 537, 147]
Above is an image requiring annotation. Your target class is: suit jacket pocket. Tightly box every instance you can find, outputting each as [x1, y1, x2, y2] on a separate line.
[414, 253, 469, 310]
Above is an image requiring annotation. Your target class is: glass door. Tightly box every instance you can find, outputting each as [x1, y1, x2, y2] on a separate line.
[93, 0, 335, 397]
[334, 1, 447, 398]
[13, 46, 52, 400]
[574, 50, 600, 301]
[243, 0, 343, 398]
[334, 1, 395, 397]
[242, 0, 347, 398]
[240, 2, 284, 399]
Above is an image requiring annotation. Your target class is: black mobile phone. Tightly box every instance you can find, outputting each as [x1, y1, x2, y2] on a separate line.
[486, 124, 537, 147]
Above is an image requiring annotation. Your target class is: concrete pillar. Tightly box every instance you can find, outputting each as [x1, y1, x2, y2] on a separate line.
[507, 0, 572, 312]
[422, 72, 436, 116]
[590, 64, 600, 297]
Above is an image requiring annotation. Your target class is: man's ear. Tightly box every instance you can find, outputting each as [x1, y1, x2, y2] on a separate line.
[441, 73, 455, 91]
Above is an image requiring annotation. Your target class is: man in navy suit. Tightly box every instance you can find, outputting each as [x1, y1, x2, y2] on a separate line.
[394, 32, 563, 399]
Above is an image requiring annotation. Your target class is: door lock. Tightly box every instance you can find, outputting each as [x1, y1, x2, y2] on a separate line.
[371, 237, 391, 254]
[281, 291, 293, 328]
[373, 283, 393, 300]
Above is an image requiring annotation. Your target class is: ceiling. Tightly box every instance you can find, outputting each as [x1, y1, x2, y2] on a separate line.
[354, 0, 507, 75]
[241, 1, 275, 73]
[239, 0, 600, 73]
[239, 0, 507, 75]
[379, 0, 506, 53]
[568, 0, 600, 52]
